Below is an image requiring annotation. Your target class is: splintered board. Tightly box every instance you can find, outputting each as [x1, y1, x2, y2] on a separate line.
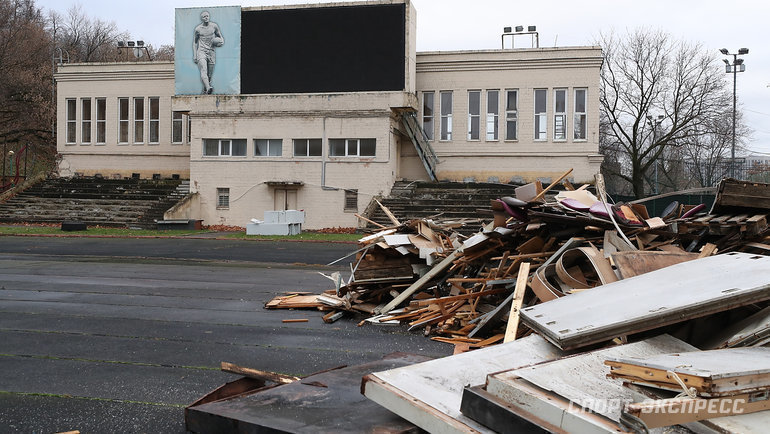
[605, 347, 770, 397]
[520, 253, 770, 350]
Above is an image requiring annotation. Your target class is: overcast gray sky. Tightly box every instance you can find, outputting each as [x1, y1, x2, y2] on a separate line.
[37, 0, 770, 153]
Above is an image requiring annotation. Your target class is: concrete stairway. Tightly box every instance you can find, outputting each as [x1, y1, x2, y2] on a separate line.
[0, 177, 189, 229]
[364, 180, 522, 230]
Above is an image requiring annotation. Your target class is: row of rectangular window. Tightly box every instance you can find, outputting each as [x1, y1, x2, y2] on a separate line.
[203, 138, 376, 157]
[65, 97, 190, 145]
[422, 88, 587, 142]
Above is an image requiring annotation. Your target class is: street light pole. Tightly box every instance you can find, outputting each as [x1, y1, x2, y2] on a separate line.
[720, 47, 748, 179]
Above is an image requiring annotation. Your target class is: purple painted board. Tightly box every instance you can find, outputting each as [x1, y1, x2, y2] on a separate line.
[681, 203, 706, 218]
[589, 202, 611, 218]
[559, 198, 592, 212]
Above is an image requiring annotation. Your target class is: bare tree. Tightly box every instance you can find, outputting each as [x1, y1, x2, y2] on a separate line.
[0, 0, 53, 145]
[51, 4, 127, 62]
[599, 29, 734, 198]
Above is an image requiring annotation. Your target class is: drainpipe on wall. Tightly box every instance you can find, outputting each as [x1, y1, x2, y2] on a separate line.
[321, 116, 338, 191]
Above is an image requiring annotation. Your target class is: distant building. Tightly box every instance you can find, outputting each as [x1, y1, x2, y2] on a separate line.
[55, 0, 602, 229]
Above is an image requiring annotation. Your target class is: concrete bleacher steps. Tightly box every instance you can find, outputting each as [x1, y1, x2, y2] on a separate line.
[0, 177, 189, 229]
[364, 180, 522, 231]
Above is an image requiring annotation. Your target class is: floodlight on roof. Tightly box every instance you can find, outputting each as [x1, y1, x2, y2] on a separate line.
[515, 25, 524, 32]
[117, 41, 125, 47]
[127, 41, 135, 47]
[738, 48, 749, 54]
[528, 25, 536, 32]
[504, 26, 512, 33]
[723, 59, 730, 65]
[720, 48, 729, 55]
[137, 40, 144, 47]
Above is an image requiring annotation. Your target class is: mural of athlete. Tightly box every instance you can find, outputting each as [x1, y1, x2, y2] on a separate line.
[193, 10, 224, 94]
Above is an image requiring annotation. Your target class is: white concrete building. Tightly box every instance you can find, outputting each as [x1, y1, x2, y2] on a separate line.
[55, 0, 602, 229]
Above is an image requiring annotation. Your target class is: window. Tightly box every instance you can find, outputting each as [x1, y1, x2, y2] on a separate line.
[422, 92, 434, 141]
[534, 89, 547, 141]
[81, 98, 91, 144]
[172, 111, 184, 143]
[203, 139, 247, 156]
[486, 90, 499, 141]
[553, 89, 567, 141]
[344, 189, 358, 212]
[217, 188, 230, 209]
[505, 90, 518, 141]
[255, 139, 282, 156]
[329, 139, 376, 157]
[574, 88, 587, 140]
[293, 138, 322, 157]
[149, 97, 159, 144]
[133, 97, 144, 144]
[96, 98, 106, 144]
[65, 99, 76, 144]
[440, 91, 453, 141]
[118, 97, 129, 144]
[186, 115, 191, 143]
[467, 91, 480, 141]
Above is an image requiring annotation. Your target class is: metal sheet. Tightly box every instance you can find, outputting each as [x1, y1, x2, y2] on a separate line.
[489, 335, 696, 423]
[186, 353, 428, 434]
[520, 252, 770, 350]
[363, 335, 564, 434]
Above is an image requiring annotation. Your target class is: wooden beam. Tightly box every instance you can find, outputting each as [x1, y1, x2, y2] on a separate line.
[220, 361, 300, 384]
[375, 199, 401, 226]
[503, 262, 531, 343]
[354, 213, 386, 228]
[531, 168, 573, 202]
[415, 288, 507, 306]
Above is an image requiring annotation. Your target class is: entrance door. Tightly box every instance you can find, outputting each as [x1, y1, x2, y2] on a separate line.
[274, 189, 298, 210]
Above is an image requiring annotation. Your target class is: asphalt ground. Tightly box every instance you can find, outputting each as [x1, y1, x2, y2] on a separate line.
[0, 236, 452, 433]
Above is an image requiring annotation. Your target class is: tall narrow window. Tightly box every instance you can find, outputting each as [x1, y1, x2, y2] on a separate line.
[65, 99, 76, 144]
[172, 111, 183, 143]
[574, 88, 587, 140]
[553, 89, 567, 140]
[118, 97, 129, 144]
[133, 97, 144, 144]
[422, 92, 434, 141]
[81, 98, 91, 144]
[534, 89, 547, 141]
[96, 98, 106, 144]
[486, 90, 499, 141]
[149, 97, 159, 144]
[440, 91, 453, 141]
[186, 115, 191, 143]
[217, 188, 230, 209]
[468, 91, 480, 141]
[505, 90, 518, 141]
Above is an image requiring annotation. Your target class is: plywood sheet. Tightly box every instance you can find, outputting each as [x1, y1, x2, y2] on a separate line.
[611, 251, 698, 279]
[362, 334, 564, 433]
[520, 253, 770, 350]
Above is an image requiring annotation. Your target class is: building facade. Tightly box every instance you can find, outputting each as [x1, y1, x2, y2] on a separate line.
[55, 0, 602, 229]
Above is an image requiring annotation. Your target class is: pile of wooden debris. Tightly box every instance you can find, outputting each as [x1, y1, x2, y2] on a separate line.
[266, 174, 770, 354]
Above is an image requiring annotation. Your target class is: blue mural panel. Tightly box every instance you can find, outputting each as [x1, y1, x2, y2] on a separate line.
[175, 6, 241, 95]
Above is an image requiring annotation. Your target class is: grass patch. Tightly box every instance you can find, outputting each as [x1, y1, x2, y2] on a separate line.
[0, 225, 362, 242]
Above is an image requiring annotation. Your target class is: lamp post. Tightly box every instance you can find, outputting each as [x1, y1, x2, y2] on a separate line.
[720, 47, 748, 179]
[647, 114, 664, 194]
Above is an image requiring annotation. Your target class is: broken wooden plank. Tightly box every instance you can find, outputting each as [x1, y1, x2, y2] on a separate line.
[605, 347, 770, 397]
[375, 199, 401, 226]
[282, 318, 309, 323]
[611, 250, 698, 279]
[220, 362, 300, 384]
[531, 168, 573, 203]
[624, 391, 770, 429]
[503, 262, 531, 343]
